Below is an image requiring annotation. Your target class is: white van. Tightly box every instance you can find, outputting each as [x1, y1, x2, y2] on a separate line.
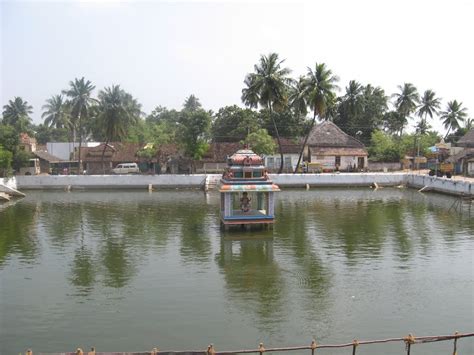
[112, 163, 140, 174]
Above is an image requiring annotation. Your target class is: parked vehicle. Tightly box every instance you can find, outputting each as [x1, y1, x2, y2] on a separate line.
[19, 158, 40, 175]
[112, 163, 140, 174]
[428, 161, 453, 178]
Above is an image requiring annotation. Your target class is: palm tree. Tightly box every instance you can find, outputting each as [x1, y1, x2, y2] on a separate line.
[97, 85, 141, 172]
[293, 62, 339, 173]
[289, 77, 308, 116]
[183, 94, 202, 112]
[465, 118, 473, 130]
[417, 89, 441, 134]
[241, 53, 293, 173]
[62, 77, 96, 169]
[42, 95, 71, 130]
[2, 97, 33, 133]
[392, 83, 419, 136]
[440, 100, 468, 139]
[342, 80, 363, 117]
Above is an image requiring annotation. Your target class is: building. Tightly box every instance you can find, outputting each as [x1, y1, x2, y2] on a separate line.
[263, 138, 302, 173]
[447, 129, 474, 176]
[196, 142, 241, 173]
[79, 142, 181, 174]
[32, 150, 64, 174]
[19, 133, 37, 153]
[305, 121, 368, 171]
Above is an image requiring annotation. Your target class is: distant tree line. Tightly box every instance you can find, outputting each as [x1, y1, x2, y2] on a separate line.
[1, 53, 471, 175]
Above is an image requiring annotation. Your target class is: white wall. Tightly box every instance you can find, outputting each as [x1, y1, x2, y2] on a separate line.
[8, 173, 473, 196]
[468, 162, 474, 176]
[271, 173, 407, 187]
[407, 174, 473, 195]
[264, 154, 300, 172]
[310, 155, 367, 170]
[46, 142, 100, 160]
[16, 174, 207, 190]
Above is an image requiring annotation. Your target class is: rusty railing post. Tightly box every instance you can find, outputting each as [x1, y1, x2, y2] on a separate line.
[352, 339, 359, 355]
[404, 334, 415, 355]
[207, 344, 216, 355]
[310, 340, 317, 355]
[453, 331, 459, 355]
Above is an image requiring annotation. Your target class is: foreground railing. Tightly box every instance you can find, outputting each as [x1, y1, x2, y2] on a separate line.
[22, 331, 474, 355]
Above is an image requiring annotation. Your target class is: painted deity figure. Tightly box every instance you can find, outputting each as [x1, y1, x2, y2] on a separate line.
[240, 192, 251, 212]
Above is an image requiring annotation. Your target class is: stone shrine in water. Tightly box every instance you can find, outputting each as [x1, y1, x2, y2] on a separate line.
[219, 148, 280, 228]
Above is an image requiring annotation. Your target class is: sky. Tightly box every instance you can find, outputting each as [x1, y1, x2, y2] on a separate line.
[1, 0, 473, 135]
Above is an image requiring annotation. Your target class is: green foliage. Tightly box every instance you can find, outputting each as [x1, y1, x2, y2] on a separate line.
[303, 62, 340, 120]
[62, 77, 96, 162]
[0, 145, 13, 176]
[146, 106, 180, 125]
[183, 95, 202, 112]
[12, 149, 32, 171]
[2, 97, 33, 134]
[96, 85, 141, 143]
[440, 100, 468, 140]
[242, 53, 293, 172]
[259, 108, 308, 139]
[243, 129, 276, 156]
[334, 82, 387, 145]
[33, 124, 69, 144]
[391, 83, 420, 136]
[0, 124, 19, 152]
[42, 94, 71, 130]
[399, 132, 440, 156]
[192, 141, 210, 160]
[212, 105, 261, 142]
[178, 109, 211, 159]
[368, 130, 401, 162]
[136, 145, 156, 160]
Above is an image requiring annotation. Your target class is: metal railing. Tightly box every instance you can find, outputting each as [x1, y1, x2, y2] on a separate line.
[22, 331, 473, 355]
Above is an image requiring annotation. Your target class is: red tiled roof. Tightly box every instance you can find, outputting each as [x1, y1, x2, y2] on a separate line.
[80, 142, 181, 164]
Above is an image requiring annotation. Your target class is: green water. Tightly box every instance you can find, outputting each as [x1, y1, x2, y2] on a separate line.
[0, 189, 473, 354]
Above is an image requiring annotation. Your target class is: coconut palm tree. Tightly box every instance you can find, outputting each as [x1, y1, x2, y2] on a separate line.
[62, 78, 96, 168]
[341, 80, 364, 117]
[241, 53, 293, 173]
[293, 62, 339, 173]
[465, 118, 473, 130]
[289, 76, 308, 116]
[2, 97, 33, 133]
[97, 85, 141, 172]
[392, 83, 419, 136]
[440, 100, 468, 139]
[416, 89, 441, 134]
[42, 95, 71, 130]
[183, 94, 202, 112]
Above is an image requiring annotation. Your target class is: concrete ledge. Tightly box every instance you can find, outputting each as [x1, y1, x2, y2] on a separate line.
[4, 173, 473, 197]
[15, 174, 208, 190]
[270, 173, 407, 187]
[407, 174, 473, 196]
[0, 177, 25, 196]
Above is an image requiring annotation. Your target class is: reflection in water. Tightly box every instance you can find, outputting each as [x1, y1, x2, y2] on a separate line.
[0, 189, 473, 354]
[0, 201, 39, 265]
[216, 238, 286, 330]
[69, 245, 96, 295]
